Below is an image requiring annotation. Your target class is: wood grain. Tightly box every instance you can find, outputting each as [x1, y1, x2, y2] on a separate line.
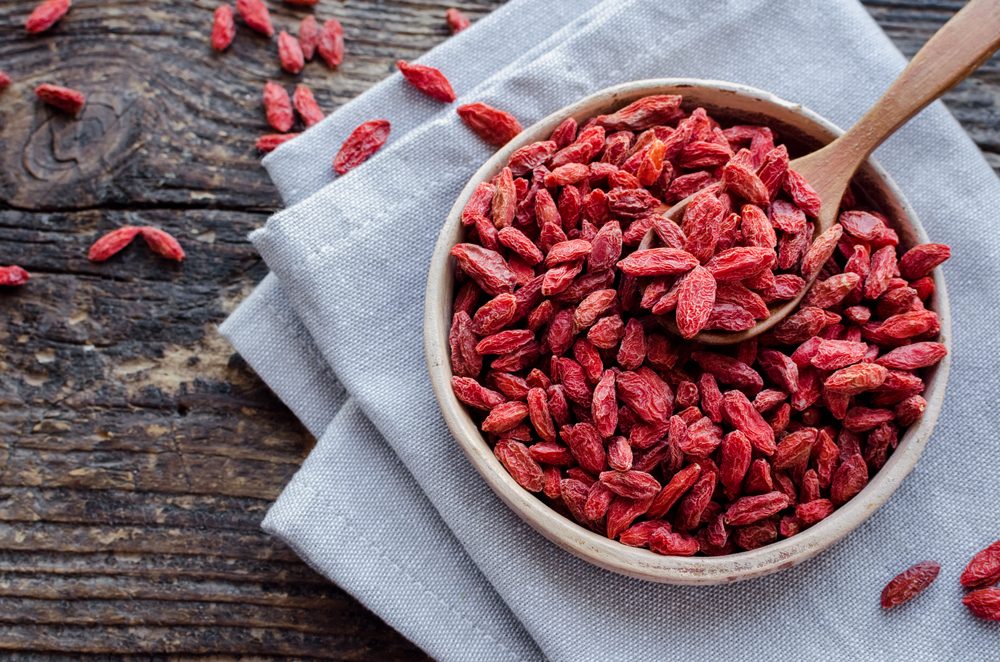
[0, 0, 996, 658]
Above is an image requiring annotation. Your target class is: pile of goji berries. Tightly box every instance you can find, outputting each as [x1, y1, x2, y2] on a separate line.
[448, 94, 951, 557]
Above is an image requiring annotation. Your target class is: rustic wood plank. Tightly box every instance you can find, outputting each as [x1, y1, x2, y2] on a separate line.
[0, 0, 995, 658]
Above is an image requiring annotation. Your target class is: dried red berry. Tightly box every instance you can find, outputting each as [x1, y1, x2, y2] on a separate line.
[475, 329, 534, 355]
[724, 491, 791, 526]
[960, 540, 1000, 589]
[25, 0, 70, 34]
[596, 95, 683, 131]
[262, 81, 294, 133]
[675, 470, 716, 531]
[451, 377, 504, 410]
[880, 561, 940, 608]
[649, 527, 700, 556]
[875, 342, 948, 370]
[236, 0, 273, 37]
[88, 226, 141, 262]
[278, 31, 305, 74]
[830, 453, 868, 505]
[963, 588, 1000, 621]
[34, 83, 85, 114]
[317, 18, 345, 68]
[256, 133, 301, 152]
[299, 15, 321, 61]
[722, 158, 769, 206]
[899, 243, 950, 280]
[773, 428, 817, 471]
[782, 169, 821, 216]
[211, 5, 236, 51]
[0, 266, 30, 286]
[795, 498, 834, 526]
[705, 247, 775, 282]
[397, 60, 457, 103]
[293, 85, 324, 127]
[445, 7, 471, 34]
[563, 423, 606, 475]
[482, 401, 529, 434]
[599, 470, 660, 500]
[457, 102, 523, 146]
[140, 227, 185, 262]
[824, 363, 888, 396]
[617, 248, 698, 277]
[333, 119, 391, 175]
[494, 439, 544, 492]
[646, 464, 701, 518]
[675, 266, 717, 339]
[723, 390, 775, 455]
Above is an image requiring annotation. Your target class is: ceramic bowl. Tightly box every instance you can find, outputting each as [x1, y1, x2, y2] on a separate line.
[424, 79, 951, 584]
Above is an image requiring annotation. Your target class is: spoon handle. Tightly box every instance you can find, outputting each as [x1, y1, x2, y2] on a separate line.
[822, 0, 1000, 181]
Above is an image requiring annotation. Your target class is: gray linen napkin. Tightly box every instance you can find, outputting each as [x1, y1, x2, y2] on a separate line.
[223, 0, 1000, 659]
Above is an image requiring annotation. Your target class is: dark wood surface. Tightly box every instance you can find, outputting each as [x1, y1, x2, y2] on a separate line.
[0, 0, 996, 658]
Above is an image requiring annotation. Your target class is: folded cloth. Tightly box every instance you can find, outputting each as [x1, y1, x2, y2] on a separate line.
[224, 0, 1000, 659]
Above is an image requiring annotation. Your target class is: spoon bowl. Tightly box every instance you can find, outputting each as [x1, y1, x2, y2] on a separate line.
[425, 79, 951, 584]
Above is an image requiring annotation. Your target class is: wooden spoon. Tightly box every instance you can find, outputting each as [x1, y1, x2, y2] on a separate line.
[650, 0, 1000, 345]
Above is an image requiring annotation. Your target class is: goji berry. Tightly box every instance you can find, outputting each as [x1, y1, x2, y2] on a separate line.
[0, 266, 30, 286]
[140, 227, 185, 262]
[35, 83, 85, 114]
[292, 85, 324, 127]
[25, 0, 70, 34]
[317, 18, 345, 68]
[880, 561, 940, 608]
[960, 540, 1000, 589]
[445, 7, 471, 34]
[457, 102, 523, 146]
[236, 0, 273, 37]
[88, 226, 141, 262]
[211, 5, 236, 52]
[333, 119, 391, 175]
[724, 491, 791, 526]
[494, 439, 543, 492]
[262, 81, 294, 132]
[963, 588, 1000, 621]
[278, 30, 305, 74]
[397, 60, 456, 103]
[256, 132, 301, 152]
[299, 15, 320, 61]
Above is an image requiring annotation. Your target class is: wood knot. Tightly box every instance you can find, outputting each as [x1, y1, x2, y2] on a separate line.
[2, 81, 146, 208]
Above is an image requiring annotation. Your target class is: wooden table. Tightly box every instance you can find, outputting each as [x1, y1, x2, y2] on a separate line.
[0, 0, 996, 658]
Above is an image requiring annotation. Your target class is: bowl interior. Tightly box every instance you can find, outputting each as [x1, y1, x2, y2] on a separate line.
[424, 79, 951, 584]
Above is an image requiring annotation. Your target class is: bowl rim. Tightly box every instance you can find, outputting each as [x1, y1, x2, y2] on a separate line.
[423, 78, 951, 584]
